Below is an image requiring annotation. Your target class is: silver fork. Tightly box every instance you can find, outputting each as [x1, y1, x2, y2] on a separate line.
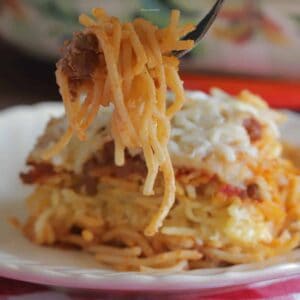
[175, 0, 224, 58]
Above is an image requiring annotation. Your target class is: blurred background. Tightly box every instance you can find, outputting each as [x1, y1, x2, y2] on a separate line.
[0, 0, 299, 110]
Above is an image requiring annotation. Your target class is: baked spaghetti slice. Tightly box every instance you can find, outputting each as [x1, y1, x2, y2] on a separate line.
[20, 89, 300, 271]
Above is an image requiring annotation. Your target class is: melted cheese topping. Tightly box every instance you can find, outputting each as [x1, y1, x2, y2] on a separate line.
[31, 90, 281, 186]
[168, 89, 281, 185]
[170, 91, 257, 165]
[170, 90, 279, 165]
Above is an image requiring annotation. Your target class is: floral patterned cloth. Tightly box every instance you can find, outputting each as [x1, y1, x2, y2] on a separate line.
[0, 0, 299, 77]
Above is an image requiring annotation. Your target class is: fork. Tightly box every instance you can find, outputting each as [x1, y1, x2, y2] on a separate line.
[175, 0, 224, 58]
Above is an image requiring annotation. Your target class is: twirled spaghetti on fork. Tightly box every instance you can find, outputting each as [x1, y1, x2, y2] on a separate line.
[43, 8, 194, 236]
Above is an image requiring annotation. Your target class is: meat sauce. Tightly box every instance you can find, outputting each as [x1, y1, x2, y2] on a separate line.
[243, 117, 262, 143]
[58, 32, 101, 96]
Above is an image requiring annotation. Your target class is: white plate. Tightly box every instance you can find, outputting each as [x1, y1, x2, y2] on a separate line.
[0, 103, 300, 292]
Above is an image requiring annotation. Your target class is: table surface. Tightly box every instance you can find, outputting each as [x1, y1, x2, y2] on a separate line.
[1, 276, 300, 299]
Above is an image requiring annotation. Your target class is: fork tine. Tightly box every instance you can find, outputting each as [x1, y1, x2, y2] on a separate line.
[176, 0, 224, 58]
